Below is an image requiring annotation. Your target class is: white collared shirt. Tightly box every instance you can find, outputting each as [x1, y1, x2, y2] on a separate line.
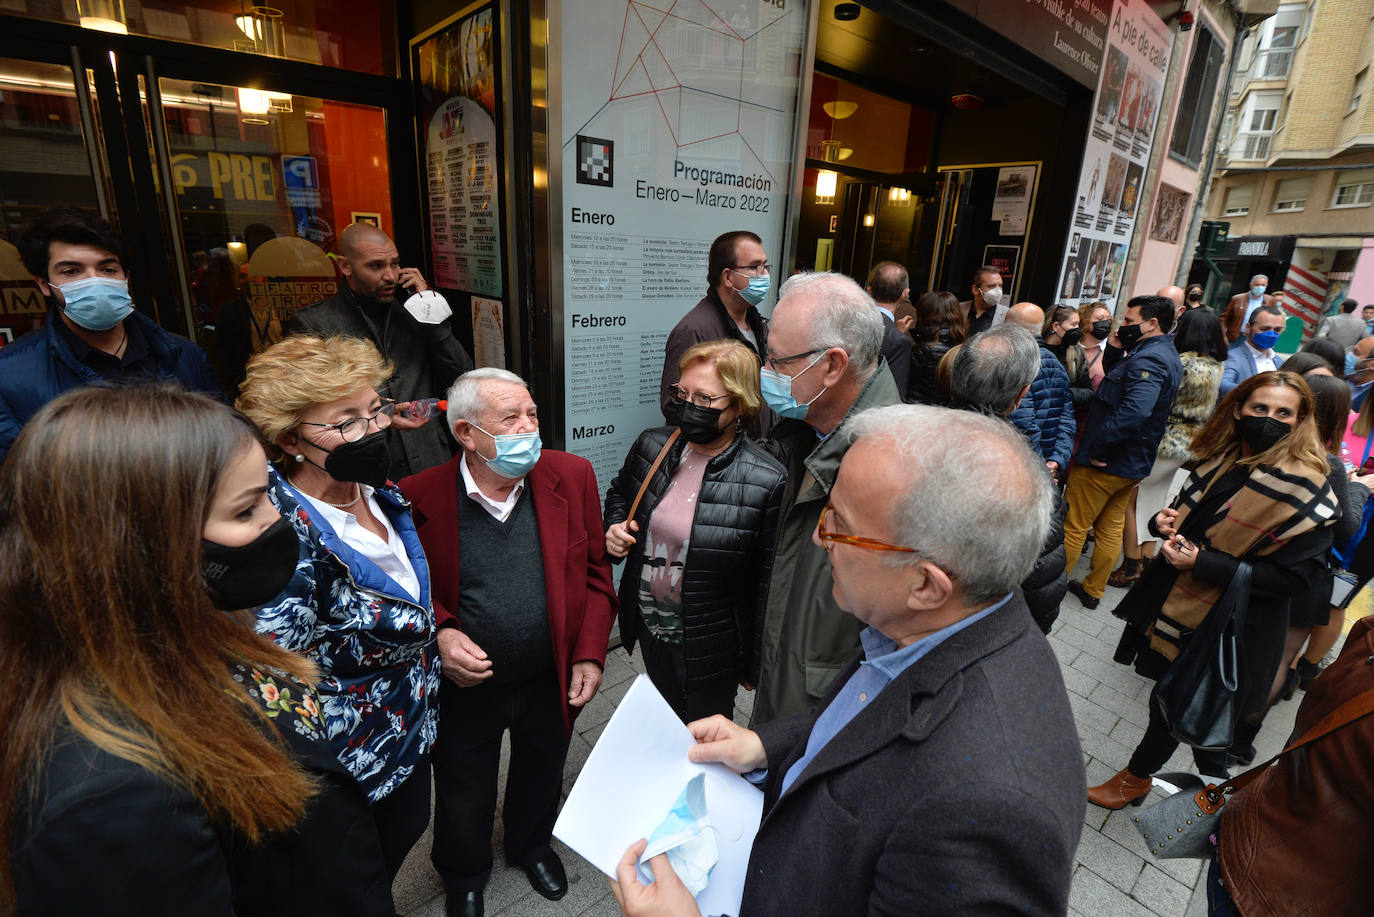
[876, 305, 895, 323]
[1245, 340, 1277, 374]
[295, 485, 420, 603]
[460, 452, 526, 522]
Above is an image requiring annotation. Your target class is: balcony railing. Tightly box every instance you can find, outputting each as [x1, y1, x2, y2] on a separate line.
[1251, 48, 1293, 80]
[1234, 131, 1273, 160]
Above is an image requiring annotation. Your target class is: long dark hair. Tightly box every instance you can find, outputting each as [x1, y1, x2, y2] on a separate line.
[913, 291, 968, 344]
[0, 385, 318, 906]
[1299, 338, 1346, 376]
[1172, 307, 1228, 362]
[1305, 372, 1353, 454]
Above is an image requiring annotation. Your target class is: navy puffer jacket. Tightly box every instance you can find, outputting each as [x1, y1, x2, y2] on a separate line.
[1025, 342, 1077, 471]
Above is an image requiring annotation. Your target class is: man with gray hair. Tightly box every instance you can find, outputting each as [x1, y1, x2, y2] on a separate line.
[752, 270, 900, 724]
[400, 368, 617, 917]
[950, 323, 1068, 633]
[612, 405, 1085, 917]
[1221, 272, 1276, 343]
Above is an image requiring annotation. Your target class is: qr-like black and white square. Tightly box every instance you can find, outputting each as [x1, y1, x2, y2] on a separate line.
[576, 135, 614, 187]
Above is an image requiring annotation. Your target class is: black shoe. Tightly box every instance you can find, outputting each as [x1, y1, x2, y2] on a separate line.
[1067, 580, 1100, 610]
[445, 890, 482, 917]
[523, 851, 568, 901]
[1227, 744, 1257, 769]
[1296, 658, 1324, 691]
[1280, 667, 1300, 702]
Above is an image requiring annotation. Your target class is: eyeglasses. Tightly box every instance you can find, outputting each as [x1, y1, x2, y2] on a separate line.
[764, 348, 822, 372]
[731, 262, 771, 275]
[298, 401, 395, 442]
[669, 385, 732, 409]
[816, 505, 916, 555]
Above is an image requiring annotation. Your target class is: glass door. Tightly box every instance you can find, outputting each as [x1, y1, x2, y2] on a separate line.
[0, 57, 104, 344]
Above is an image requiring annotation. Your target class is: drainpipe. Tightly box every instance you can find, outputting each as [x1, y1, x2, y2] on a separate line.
[1178, 4, 1250, 289]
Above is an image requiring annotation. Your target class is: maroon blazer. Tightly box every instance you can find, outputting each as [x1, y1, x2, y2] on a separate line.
[400, 449, 618, 733]
[1222, 292, 1277, 343]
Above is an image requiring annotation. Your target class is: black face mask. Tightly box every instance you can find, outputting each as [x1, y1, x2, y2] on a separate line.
[1117, 322, 1146, 350]
[1091, 319, 1112, 340]
[1237, 415, 1292, 454]
[202, 516, 300, 610]
[320, 429, 392, 488]
[677, 402, 728, 445]
[1060, 327, 1083, 347]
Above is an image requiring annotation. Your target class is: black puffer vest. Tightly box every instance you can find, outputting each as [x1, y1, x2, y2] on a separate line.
[604, 427, 787, 687]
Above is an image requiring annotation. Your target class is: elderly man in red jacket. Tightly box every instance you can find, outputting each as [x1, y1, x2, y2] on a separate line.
[401, 368, 617, 917]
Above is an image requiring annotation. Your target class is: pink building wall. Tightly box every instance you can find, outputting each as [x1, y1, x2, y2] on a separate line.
[1351, 238, 1374, 305]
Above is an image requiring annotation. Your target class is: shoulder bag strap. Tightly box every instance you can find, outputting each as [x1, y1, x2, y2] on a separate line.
[1211, 686, 1374, 802]
[625, 429, 681, 524]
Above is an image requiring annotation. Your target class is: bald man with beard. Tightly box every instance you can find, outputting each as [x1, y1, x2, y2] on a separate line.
[287, 222, 473, 478]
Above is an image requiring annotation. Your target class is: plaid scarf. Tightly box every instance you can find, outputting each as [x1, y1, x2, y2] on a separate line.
[1149, 449, 1338, 660]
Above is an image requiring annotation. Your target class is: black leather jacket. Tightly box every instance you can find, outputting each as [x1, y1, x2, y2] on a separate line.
[604, 427, 786, 687]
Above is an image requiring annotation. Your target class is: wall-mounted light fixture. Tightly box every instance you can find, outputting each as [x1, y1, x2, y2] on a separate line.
[822, 100, 858, 120]
[77, 0, 128, 34]
[816, 170, 837, 204]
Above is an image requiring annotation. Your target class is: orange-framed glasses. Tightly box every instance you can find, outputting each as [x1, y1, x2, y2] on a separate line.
[817, 505, 916, 555]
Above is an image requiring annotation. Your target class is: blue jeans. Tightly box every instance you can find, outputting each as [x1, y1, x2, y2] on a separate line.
[1206, 856, 1239, 917]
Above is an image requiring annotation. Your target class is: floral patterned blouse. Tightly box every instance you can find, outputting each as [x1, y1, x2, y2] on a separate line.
[255, 466, 439, 802]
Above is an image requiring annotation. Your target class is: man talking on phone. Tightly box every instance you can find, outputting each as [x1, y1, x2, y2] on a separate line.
[288, 221, 473, 478]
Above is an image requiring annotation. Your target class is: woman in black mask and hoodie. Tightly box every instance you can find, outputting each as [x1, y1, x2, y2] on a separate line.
[604, 339, 787, 722]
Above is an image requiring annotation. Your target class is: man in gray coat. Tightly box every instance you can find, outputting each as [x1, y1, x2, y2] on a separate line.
[750, 271, 900, 725]
[287, 222, 472, 479]
[613, 405, 1085, 916]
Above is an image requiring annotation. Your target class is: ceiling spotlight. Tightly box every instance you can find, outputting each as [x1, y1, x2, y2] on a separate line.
[834, 2, 861, 21]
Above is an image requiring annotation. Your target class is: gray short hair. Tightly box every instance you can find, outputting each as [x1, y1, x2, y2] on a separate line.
[847, 404, 1053, 603]
[445, 368, 529, 429]
[777, 271, 883, 378]
[950, 325, 1040, 416]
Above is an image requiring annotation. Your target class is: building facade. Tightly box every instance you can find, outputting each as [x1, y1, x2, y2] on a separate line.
[1200, 0, 1374, 324]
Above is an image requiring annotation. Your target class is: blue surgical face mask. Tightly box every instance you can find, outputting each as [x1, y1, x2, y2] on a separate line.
[54, 275, 133, 331]
[1251, 329, 1280, 350]
[729, 269, 771, 307]
[472, 424, 541, 478]
[1251, 284, 1267, 297]
[637, 774, 729, 898]
[760, 353, 826, 421]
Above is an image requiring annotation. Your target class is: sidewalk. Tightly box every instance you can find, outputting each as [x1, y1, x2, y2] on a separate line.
[396, 567, 1347, 917]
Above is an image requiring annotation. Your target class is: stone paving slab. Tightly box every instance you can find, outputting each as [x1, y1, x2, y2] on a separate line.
[397, 559, 1340, 917]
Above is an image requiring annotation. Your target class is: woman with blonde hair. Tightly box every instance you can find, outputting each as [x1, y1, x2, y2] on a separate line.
[1088, 371, 1338, 807]
[604, 340, 787, 721]
[237, 334, 439, 879]
[1077, 301, 1114, 390]
[1, 385, 392, 914]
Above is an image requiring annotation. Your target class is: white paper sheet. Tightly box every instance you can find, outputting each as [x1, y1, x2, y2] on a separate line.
[553, 675, 764, 916]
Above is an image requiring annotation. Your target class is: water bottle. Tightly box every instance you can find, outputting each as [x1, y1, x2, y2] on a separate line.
[403, 398, 447, 420]
[1342, 441, 1353, 472]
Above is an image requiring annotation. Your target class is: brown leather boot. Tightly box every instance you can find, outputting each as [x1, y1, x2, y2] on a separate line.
[1087, 768, 1152, 809]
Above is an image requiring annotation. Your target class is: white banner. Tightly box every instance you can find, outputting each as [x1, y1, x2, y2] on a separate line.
[1056, 0, 1171, 312]
[557, 0, 808, 489]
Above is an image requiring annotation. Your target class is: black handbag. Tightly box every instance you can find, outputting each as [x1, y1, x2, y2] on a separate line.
[1149, 562, 1249, 751]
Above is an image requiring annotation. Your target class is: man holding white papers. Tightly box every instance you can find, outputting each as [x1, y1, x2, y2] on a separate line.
[612, 405, 1085, 915]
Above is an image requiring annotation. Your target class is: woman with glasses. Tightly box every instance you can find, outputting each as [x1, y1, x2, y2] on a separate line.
[236, 334, 439, 881]
[605, 340, 787, 722]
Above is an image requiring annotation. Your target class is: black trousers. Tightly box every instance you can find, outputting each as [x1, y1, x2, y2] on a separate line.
[430, 672, 568, 892]
[636, 621, 738, 724]
[370, 756, 432, 882]
[1127, 707, 1229, 779]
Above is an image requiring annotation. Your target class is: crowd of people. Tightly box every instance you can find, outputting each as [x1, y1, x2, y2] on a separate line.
[1, 212, 1371, 917]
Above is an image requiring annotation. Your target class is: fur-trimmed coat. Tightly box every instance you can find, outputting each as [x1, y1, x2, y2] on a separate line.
[1156, 352, 1223, 463]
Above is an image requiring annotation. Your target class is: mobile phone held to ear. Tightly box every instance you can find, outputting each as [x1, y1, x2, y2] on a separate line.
[400, 284, 418, 301]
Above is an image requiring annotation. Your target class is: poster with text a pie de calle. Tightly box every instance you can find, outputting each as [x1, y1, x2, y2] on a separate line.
[1057, 0, 1171, 313]
[557, 0, 808, 489]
